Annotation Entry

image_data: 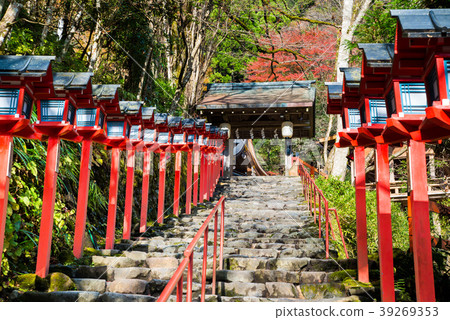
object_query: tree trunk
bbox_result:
[328,0,372,181]
[323,115,333,163]
[0,1,23,48]
[88,0,102,72]
[60,10,82,59]
[40,0,54,43]
[137,47,153,101]
[0,0,6,16]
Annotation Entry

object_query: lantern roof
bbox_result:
[339,68,361,88]
[168,116,183,128]
[182,118,195,129]
[92,84,121,100]
[324,82,343,100]
[154,113,168,125]
[358,43,394,68]
[0,55,55,77]
[219,128,228,137]
[391,9,450,38]
[119,101,143,114]
[142,106,156,120]
[53,72,93,91]
[195,119,206,129]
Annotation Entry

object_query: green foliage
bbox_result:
[347,0,426,64]
[315,176,409,258]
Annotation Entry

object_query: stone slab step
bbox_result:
[10,290,100,302]
[219,295,360,302]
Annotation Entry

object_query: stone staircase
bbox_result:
[11,176,373,302]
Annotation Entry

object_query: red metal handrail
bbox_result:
[157,196,225,302]
[297,160,349,259]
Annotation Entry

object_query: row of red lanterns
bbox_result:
[0,55,228,278]
[325,9,450,302]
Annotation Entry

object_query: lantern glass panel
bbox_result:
[445,60,450,96]
[76,108,97,127]
[426,65,440,104]
[0,88,19,115]
[157,132,169,143]
[98,111,105,129]
[399,83,427,114]
[41,100,65,122]
[172,133,185,144]
[22,92,33,119]
[348,109,361,128]
[130,125,140,139]
[107,121,125,137]
[369,99,387,124]
[187,134,196,143]
[144,129,155,142]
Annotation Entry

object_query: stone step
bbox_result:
[219,295,360,302]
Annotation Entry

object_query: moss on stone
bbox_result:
[83,247,102,256]
[228,259,239,271]
[342,277,374,289]
[328,269,357,282]
[47,272,77,292]
[16,274,49,292]
[57,249,76,265]
[300,283,346,299]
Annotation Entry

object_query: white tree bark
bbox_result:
[40,0,54,42]
[0,0,6,16]
[0,1,23,48]
[329,0,372,181]
[60,10,82,59]
[323,114,333,163]
[88,0,102,72]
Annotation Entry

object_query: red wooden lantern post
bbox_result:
[181,119,199,215]
[121,102,144,240]
[354,44,396,288]
[327,71,372,285]
[0,55,55,273]
[386,9,450,301]
[200,124,212,202]
[33,72,93,277]
[140,107,158,233]
[193,119,206,205]
[167,116,185,216]
[154,113,170,224]
[73,84,120,258]
[94,103,134,249]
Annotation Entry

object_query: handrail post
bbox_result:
[176,274,183,302]
[325,198,329,259]
[201,225,209,302]
[187,254,193,302]
[212,211,218,295]
[317,196,321,225]
[219,199,225,270]
[317,191,321,238]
